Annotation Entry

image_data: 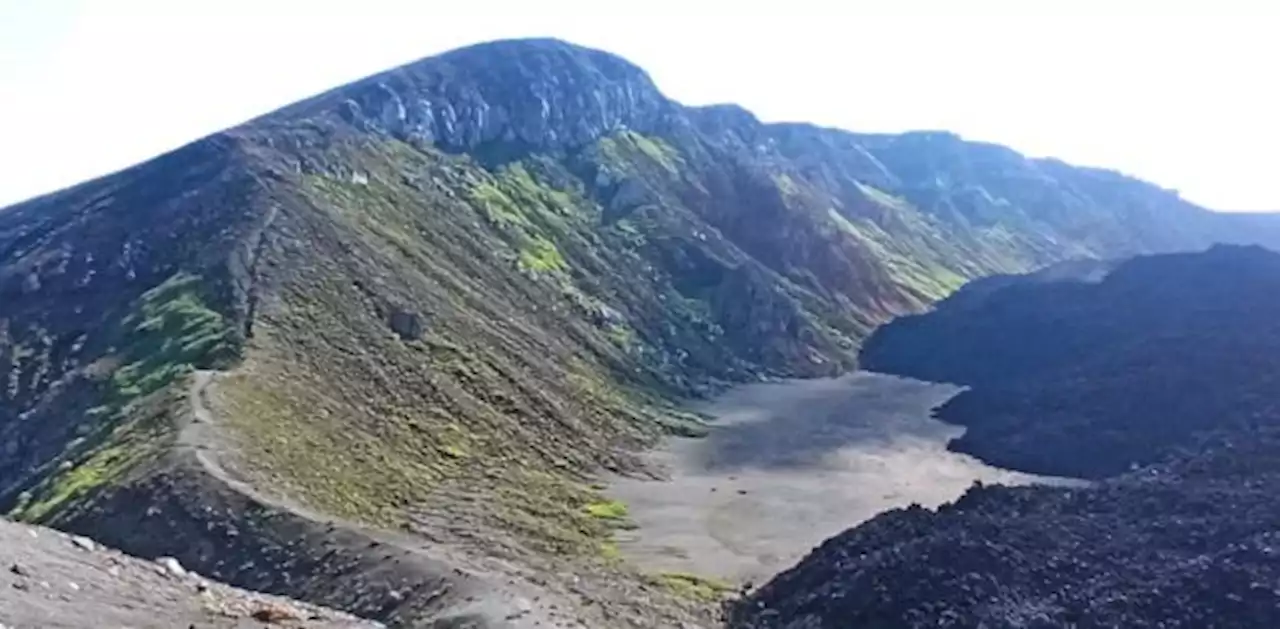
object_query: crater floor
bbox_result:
[609,371,1082,584]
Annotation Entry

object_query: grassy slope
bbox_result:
[0,134,262,519]
[200,127,909,552]
[10,273,233,522]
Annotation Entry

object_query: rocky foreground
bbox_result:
[0,518,378,629]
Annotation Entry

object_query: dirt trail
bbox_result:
[180,371,578,629]
[609,372,1083,585]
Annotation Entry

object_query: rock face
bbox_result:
[388,309,425,341]
[264,38,675,154]
[731,245,1280,629]
[2,37,1280,628]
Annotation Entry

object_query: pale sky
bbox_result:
[1,0,1278,211]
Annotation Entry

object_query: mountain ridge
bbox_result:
[3,37,1280,627]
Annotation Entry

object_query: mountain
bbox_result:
[731,245,1280,628]
[2,38,1279,626]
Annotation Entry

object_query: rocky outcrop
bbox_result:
[263,38,677,155]
[388,308,425,341]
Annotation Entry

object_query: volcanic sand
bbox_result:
[608,372,1081,584]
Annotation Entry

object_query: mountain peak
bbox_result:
[438,37,651,80]
[258,37,674,153]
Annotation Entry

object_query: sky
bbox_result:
[1,0,1278,211]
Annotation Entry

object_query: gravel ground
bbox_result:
[0,518,380,629]
[608,372,1082,584]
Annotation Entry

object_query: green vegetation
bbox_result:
[502,161,577,213]
[585,499,629,521]
[469,180,534,229]
[652,571,735,602]
[489,472,641,558]
[217,372,456,525]
[9,272,232,523]
[628,132,681,173]
[598,539,623,561]
[605,322,637,349]
[467,161,581,237]
[110,273,234,400]
[220,146,685,560]
[11,448,123,521]
[10,426,162,523]
[772,173,802,198]
[518,236,568,273]
[439,444,469,459]
[855,181,913,212]
[597,131,682,174]
[828,208,968,301]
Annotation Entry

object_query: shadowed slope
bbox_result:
[863,243,1280,478]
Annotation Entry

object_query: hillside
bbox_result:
[731,245,1280,628]
[862,243,1280,478]
[2,38,1279,626]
